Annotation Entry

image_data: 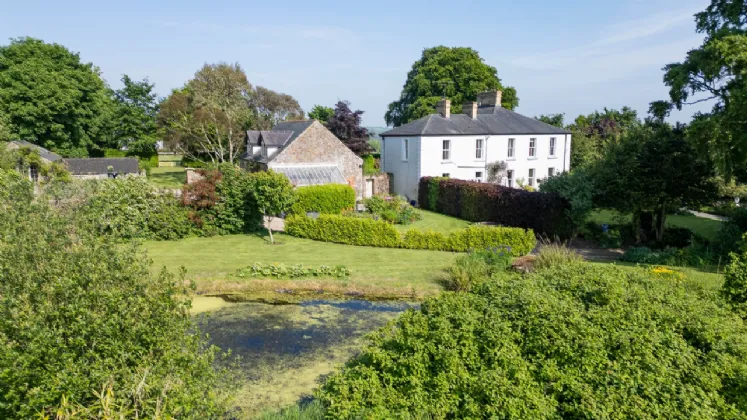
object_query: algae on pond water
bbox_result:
[194,298,415,418]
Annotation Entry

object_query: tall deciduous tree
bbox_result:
[593,120,716,241]
[249,86,304,130]
[308,105,335,123]
[0,38,114,157]
[567,107,640,168]
[327,101,372,156]
[535,114,565,127]
[653,1,747,181]
[111,75,160,155]
[385,46,518,127]
[158,63,253,163]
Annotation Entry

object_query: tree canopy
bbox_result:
[249,85,304,130]
[0,38,114,157]
[158,63,253,163]
[110,75,160,155]
[567,107,640,167]
[308,104,335,123]
[327,101,372,156]
[654,0,747,181]
[385,46,518,127]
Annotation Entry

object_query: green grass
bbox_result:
[395,210,471,234]
[148,166,186,189]
[588,210,723,241]
[146,232,458,297]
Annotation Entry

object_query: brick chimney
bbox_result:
[436,98,451,119]
[477,90,503,108]
[463,101,477,119]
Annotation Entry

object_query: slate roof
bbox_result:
[380,106,571,137]
[63,158,140,175]
[272,165,346,187]
[9,140,63,162]
[241,120,316,163]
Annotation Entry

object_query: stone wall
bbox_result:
[270,121,364,197]
[363,172,390,197]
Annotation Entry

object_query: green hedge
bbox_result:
[286,215,536,255]
[290,184,356,215]
[286,214,401,247]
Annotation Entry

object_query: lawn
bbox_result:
[588,209,723,241]
[148,166,186,189]
[146,232,458,300]
[395,209,471,234]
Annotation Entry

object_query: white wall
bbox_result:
[381,136,421,200]
[383,133,572,201]
[485,134,572,187]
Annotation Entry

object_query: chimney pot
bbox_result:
[477,90,503,108]
[463,101,478,119]
[436,99,451,119]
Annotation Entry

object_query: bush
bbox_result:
[723,246,747,318]
[0,168,32,206]
[0,198,230,418]
[318,263,747,419]
[418,177,571,238]
[233,263,351,279]
[287,215,536,255]
[362,155,379,176]
[534,242,583,270]
[444,247,513,292]
[362,195,422,225]
[285,214,401,248]
[83,177,193,241]
[620,244,718,268]
[291,184,356,215]
[540,168,595,237]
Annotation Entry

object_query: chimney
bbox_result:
[463,101,477,119]
[477,90,503,108]
[436,98,451,119]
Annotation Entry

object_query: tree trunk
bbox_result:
[267,216,274,244]
[655,206,667,242]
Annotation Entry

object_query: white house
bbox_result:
[380,90,572,201]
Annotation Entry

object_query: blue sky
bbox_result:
[0,0,711,126]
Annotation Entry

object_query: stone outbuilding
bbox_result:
[239,120,364,198]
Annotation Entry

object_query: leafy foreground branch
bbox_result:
[0,171,234,419]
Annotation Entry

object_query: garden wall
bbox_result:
[418,177,571,238]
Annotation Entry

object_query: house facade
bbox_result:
[239,120,365,198]
[380,91,572,201]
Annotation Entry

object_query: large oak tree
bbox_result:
[110,75,160,155]
[0,38,114,157]
[385,46,518,127]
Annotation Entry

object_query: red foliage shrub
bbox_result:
[418,177,571,238]
[181,169,221,211]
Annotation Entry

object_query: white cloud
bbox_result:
[507,6,701,71]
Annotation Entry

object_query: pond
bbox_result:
[193,296,416,418]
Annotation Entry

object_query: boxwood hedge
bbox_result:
[285,215,536,255]
[290,184,356,215]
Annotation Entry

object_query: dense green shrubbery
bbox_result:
[443,247,512,292]
[319,263,747,419]
[418,177,571,237]
[534,242,584,270]
[0,168,32,205]
[233,263,351,279]
[723,245,747,318]
[290,184,355,215]
[82,177,193,240]
[620,245,719,267]
[285,214,402,248]
[287,215,536,255]
[0,194,230,418]
[362,195,422,225]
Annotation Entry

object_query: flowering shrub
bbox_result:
[362,195,422,225]
[233,263,351,279]
[648,266,685,282]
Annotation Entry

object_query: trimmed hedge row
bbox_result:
[285,214,536,256]
[290,184,356,215]
[418,177,571,237]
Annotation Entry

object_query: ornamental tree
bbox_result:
[250,170,296,243]
[326,101,372,156]
[385,46,518,127]
[308,104,335,123]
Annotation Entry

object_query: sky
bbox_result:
[0,0,712,127]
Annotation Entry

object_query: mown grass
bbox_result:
[146,232,458,299]
[395,210,471,234]
[588,209,724,241]
[147,166,186,189]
